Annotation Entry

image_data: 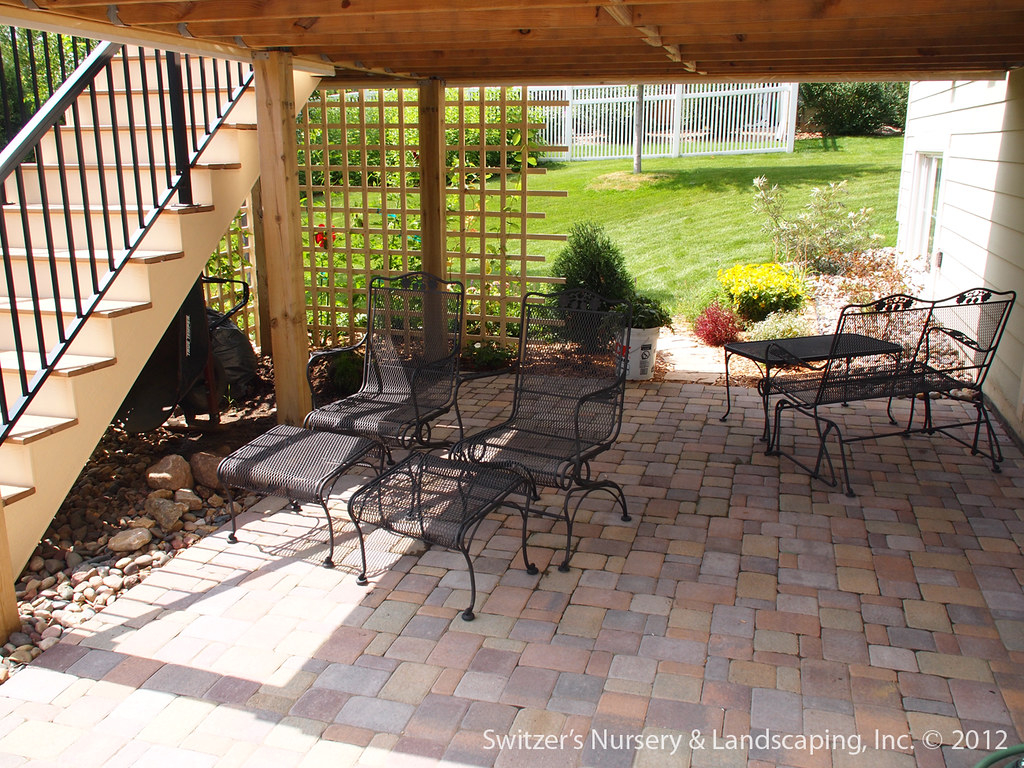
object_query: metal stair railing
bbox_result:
[0,33,255,445]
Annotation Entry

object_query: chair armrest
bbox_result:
[306,336,367,398]
[572,381,621,452]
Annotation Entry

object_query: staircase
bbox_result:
[0,42,319,574]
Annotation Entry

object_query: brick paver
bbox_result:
[1,379,1021,767]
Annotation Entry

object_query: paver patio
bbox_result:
[0,375,1021,768]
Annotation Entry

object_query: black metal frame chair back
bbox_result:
[914,287,1015,469]
[451,288,633,572]
[304,272,465,457]
[767,293,935,496]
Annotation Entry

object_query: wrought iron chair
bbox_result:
[910,287,1015,469]
[305,272,465,458]
[767,288,1015,495]
[766,293,934,495]
[451,288,633,572]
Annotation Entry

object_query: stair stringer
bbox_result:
[0,70,321,574]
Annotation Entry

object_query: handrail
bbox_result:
[0,33,255,444]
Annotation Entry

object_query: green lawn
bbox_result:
[526,136,905,316]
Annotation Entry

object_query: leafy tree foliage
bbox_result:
[798,82,909,137]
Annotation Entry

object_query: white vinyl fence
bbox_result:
[529,83,799,161]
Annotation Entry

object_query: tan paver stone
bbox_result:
[377,662,443,705]
[728,660,776,689]
[559,605,606,639]
[819,608,863,632]
[919,583,987,607]
[668,608,713,634]
[904,601,952,633]
[652,672,703,703]
[297,739,363,768]
[753,629,799,655]
[837,567,880,595]
[916,652,994,682]
[776,666,801,693]
[736,572,777,602]
[906,711,964,742]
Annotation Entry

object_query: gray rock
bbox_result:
[107,528,153,553]
[146,498,187,530]
[189,452,223,489]
[145,455,193,491]
[64,552,83,569]
[27,556,45,573]
[7,632,31,647]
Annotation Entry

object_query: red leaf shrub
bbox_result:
[693,301,741,347]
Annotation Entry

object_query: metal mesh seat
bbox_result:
[768,289,1015,495]
[451,288,632,571]
[217,425,381,567]
[305,272,464,453]
[348,452,536,620]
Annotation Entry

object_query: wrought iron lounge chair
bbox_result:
[451,288,633,571]
[305,272,465,457]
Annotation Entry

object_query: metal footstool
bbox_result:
[218,425,382,567]
[347,452,537,620]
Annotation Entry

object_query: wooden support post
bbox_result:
[418,78,449,359]
[254,51,311,424]
[249,179,273,358]
[0,503,22,643]
[418,78,447,279]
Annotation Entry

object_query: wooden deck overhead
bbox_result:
[4,0,1024,84]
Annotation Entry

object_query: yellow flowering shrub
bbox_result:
[717,263,806,322]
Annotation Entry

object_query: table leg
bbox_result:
[720,349,733,422]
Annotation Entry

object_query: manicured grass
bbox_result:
[526,136,905,316]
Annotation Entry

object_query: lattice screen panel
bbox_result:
[204,199,261,347]
[296,86,562,348]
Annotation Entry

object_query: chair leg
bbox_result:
[518,498,538,577]
[318,499,337,569]
[556,479,630,572]
[458,543,477,621]
[348,512,370,585]
[224,486,239,543]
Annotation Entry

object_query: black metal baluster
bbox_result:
[13,167,47,369]
[87,72,114,273]
[136,47,159,207]
[153,50,173,191]
[184,54,199,152]
[166,51,193,205]
[102,61,129,251]
[119,51,145,228]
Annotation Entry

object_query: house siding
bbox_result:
[898,72,1024,439]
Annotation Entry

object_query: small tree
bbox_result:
[551,221,634,302]
[799,82,909,138]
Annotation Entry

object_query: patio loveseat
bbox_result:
[765,288,1015,496]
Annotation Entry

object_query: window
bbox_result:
[909,153,943,267]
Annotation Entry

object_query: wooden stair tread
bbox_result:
[0,485,35,505]
[0,350,116,376]
[21,160,242,172]
[5,414,78,444]
[0,296,151,318]
[3,247,184,264]
[7,203,215,215]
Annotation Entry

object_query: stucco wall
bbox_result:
[898,71,1024,439]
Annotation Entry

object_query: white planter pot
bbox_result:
[626,326,660,380]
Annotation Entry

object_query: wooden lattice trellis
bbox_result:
[297,85,563,348]
[204,199,262,347]
[207,85,564,351]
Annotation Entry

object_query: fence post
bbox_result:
[786,83,799,153]
[564,86,573,161]
[671,83,684,157]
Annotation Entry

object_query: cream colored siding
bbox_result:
[898,72,1024,436]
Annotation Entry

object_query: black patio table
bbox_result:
[719,333,904,444]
